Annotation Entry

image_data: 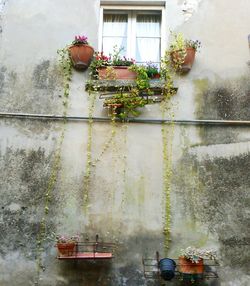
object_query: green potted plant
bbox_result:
[90,46,136,80]
[104,89,149,119]
[129,64,150,90]
[179,246,217,275]
[87,46,179,118]
[145,62,161,79]
[56,235,79,256]
[167,33,201,73]
[68,35,94,70]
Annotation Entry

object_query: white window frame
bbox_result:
[98,5,166,61]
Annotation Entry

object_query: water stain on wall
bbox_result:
[194,75,250,144]
[195,75,250,121]
[0,147,55,255]
[32,60,59,91]
[175,140,250,274]
[0,60,63,114]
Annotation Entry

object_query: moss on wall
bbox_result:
[0,61,63,114]
[175,129,250,277]
[175,73,250,279]
[0,147,55,255]
[194,74,250,144]
[193,153,250,271]
[195,74,250,121]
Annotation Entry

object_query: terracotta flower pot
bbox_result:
[171,47,196,73]
[107,103,123,108]
[178,256,204,274]
[68,44,94,70]
[98,66,137,80]
[57,243,76,256]
[150,73,161,79]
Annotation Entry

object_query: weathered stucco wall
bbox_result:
[0,0,249,285]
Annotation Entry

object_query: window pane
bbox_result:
[136,38,160,63]
[102,37,127,57]
[103,13,128,56]
[136,14,161,37]
[136,14,161,64]
[101,11,162,63]
[103,14,128,37]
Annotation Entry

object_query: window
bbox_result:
[99,4,166,67]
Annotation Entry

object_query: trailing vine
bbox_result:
[160,46,176,253]
[90,119,117,168]
[121,124,128,186]
[92,133,115,165]
[161,110,175,254]
[160,45,179,253]
[120,124,128,232]
[83,91,97,211]
[129,64,150,90]
[35,47,72,282]
[57,48,72,115]
[85,45,180,254]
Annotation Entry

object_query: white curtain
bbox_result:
[103,14,128,56]
[136,14,161,64]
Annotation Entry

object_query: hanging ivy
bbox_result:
[83,91,97,211]
[161,110,175,254]
[35,48,72,282]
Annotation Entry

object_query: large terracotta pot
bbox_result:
[68,44,94,70]
[98,66,137,80]
[171,47,196,73]
[57,243,76,256]
[178,256,204,274]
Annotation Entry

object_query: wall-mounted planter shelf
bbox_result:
[85,80,178,104]
[56,235,116,260]
[86,79,178,93]
[57,248,113,260]
[143,252,219,283]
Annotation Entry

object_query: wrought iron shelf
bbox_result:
[56,234,116,261]
[142,252,219,284]
[85,79,178,94]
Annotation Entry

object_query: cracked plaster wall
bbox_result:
[0,0,250,285]
[181,0,203,21]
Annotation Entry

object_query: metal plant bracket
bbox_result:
[142,251,219,284]
[56,234,116,260]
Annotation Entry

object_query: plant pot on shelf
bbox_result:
[105,103,124,115]
[178,256,204,275]
[68,44,94,70]
[150,73,161,79]
[57,243,76,256]
[171,47,196,73]
[98,66,137,80]
[106,103,123,108]
[159,258,176,281]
